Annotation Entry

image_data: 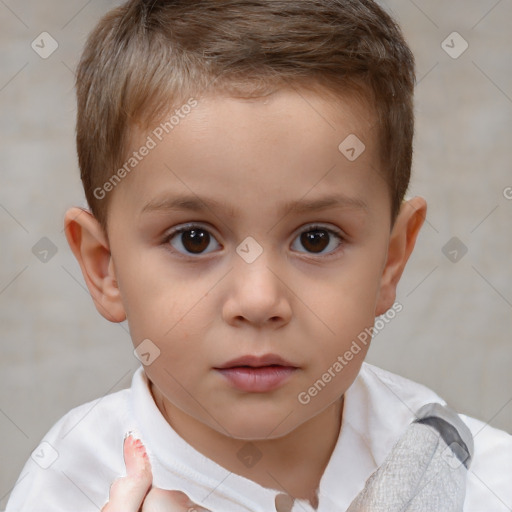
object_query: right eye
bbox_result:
[164,224,222,256]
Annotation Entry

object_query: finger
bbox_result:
[142,488,211,512]
[101,434,153,512]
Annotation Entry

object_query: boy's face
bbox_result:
[69,88,425,441]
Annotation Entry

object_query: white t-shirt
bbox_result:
[5,363,512,512]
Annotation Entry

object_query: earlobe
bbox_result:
[375,196,427,316]
[64,207,126,323]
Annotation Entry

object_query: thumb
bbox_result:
[101,434,153,512]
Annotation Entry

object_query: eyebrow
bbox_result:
[140,193,368,217]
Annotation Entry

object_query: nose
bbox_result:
[222,251,292,329]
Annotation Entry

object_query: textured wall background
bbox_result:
[1,0,511,505]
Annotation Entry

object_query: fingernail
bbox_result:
[124,430,136,440]
[124,435,150,475]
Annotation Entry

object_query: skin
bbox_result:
[102,435,209,512]
[65,88,426,510]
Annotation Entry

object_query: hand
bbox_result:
[101,434,211,512]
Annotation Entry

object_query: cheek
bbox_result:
[296,248,385,390]
[119,271,216,373]
[305,255,384,334]
[115,251,200,339]
[293,344,369,429]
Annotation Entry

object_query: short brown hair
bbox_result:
[76,0,415,231]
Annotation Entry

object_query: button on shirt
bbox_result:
[5,363,512,512]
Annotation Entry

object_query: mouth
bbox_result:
[214,353,297,369]
[214,354,298,392]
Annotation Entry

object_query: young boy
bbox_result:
[5,0,512,511]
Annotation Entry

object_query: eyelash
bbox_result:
[163,223,345,259]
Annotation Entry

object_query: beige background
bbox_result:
[1,0,511,505]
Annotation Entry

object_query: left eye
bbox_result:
[291,225,344,255]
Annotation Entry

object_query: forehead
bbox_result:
[109,88,387,224]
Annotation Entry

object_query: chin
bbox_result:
[211,411,304,441]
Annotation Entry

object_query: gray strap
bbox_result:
[414,402,474,469]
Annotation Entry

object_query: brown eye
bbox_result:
[167,225,220,255]
[291,225,343,256]
[181,229,210,253]
[300,230,329,253]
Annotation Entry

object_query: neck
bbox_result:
[151,382,343,509]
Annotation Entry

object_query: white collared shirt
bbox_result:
[5,363,512,512]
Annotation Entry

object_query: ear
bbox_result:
[64,207,126,323]
[375,196,427,316]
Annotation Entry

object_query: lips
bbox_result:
[214,354,298,392]
[214,353,297,370]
